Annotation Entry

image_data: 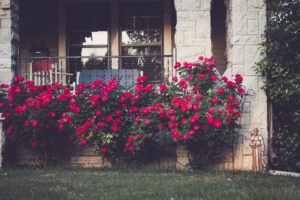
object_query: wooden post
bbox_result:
[111,0,119,69]
[164,0,173,82]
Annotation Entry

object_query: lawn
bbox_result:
[0,167,299,200]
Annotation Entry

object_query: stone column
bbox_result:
[223,0,267,170]
[0,0,19,167]
[174,0,267,171]
[174,0,212,62]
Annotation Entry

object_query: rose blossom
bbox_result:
[32,120,38,127]
[144,119,150,125]
[210,75,217,81]
[32,141,37,148]
[128,137,134,143]
[196,93,203,100]
[81,139,87,146]
[101,147,108,153]
[136,133,142,140]
[182,134,188,141]
[199,74,205,79]
[188,130,195,136]
[211,97,218,104]
[217,88,224,94]
[129,146,135,152]
[170,115,176,122]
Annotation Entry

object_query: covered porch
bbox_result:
[18,0,176,86]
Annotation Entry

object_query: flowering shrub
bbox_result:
[0,78,73,165]
[0,57,245,167]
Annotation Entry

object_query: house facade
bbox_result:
[0,0,267,170]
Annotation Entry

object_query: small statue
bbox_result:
[249,128,266,171]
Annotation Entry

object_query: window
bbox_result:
[67,4,109,73]
[120,3,163,84]
[66,1,169,84]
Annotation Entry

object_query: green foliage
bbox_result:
[256,0,300,172]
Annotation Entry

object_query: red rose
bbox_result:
[119,95,126,103]
[159,84,167,92]
[32,120,38,127]
[222,76,228,82]
[217,88,224,94]
[26,81,34,86]
[214,119,222,128]
[32,141,37,148]
[59,119,65,124]
[134,116,141,122]
[102,95,108,102]
[126,92,132,99]
[210,75,217,81]
[134,94,140,101]
[192,86,199,92]
[211,97,218,104]
[128,137,134,143]
[199,74,205,79]
[174,62,181,69]
[172,77,178,82]
[226,104,232,110]
[24,120,30,126]
[106,116,113,122]
[144,119,150,125]
[112,126,118,132]
[136,133,142,140]
[182,134,188,141]
[81,139,87,146]
[170,115,176,122]
[188,130,195,136]
[129,146,135,152]
[101,147,108,154]
[96,110,102,117]
[196,93,203,100]
[98,121,105,128]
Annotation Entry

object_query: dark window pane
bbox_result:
[120,3,162,30]
[67,4,109,45]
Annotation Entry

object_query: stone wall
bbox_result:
[0,0,19,167]
[174,0,267,171]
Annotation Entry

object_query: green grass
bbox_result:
[0,167,299,200]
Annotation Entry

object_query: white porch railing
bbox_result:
[18,55,174,86]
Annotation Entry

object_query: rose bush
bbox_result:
[0,78,73,165]
[0,57,245,168]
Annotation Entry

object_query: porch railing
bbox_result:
[18,55,174,86]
